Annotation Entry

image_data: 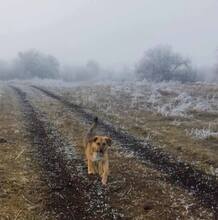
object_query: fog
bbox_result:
[0,0,218,82]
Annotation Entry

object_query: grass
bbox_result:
[29,88,213,219]
[54,81,218,175]
[0,85,52,220]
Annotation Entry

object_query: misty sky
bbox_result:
[0,0,218,67]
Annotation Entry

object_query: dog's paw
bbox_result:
[101,179,107,186]
[88,170,95,175]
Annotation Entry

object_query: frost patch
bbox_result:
[186,127,218,140]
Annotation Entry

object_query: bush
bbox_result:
[136,45,197,82]
[12,50,60,79]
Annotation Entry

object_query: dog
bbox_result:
[84,117,112,185]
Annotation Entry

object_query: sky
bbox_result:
[0,0,218,68]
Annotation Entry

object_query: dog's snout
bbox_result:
[99,148,103,154]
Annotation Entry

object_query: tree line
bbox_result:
[0,46,217,83]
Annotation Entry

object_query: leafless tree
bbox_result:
[136,45,197,82]
[13,49,60,79]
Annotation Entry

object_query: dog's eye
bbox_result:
[102,143,106,146]
[97,142,100,146]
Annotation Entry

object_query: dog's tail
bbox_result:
[88,117,98,136]
[88,117,98,137]
[84,117,98,147]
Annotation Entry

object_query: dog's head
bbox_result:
[89,135,112,161]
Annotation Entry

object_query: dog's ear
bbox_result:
[105,137,112,146]
[90,136,98,143]
[93,136,98,142]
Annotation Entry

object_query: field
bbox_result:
[0,80,217,219]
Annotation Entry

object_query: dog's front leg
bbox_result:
[88,159,95,174]
[101,161,109,185]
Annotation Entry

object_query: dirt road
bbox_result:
[0,83,217,219]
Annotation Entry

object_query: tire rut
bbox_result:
[11,86,119,220]
[32,85,218,215]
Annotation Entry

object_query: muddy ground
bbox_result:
[0,83,217,219]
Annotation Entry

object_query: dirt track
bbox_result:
[0,83,217,219]
[32,85,218,214]
[11,86,118,220]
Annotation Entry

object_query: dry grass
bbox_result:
[0,82,216,219]
[29,86,214,219]
[53,82,218,175]
[0,85,52,220]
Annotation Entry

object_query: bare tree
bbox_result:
[136,45,197,82]
[13,49,60,79]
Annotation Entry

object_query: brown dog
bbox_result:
[84,117,112,185]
